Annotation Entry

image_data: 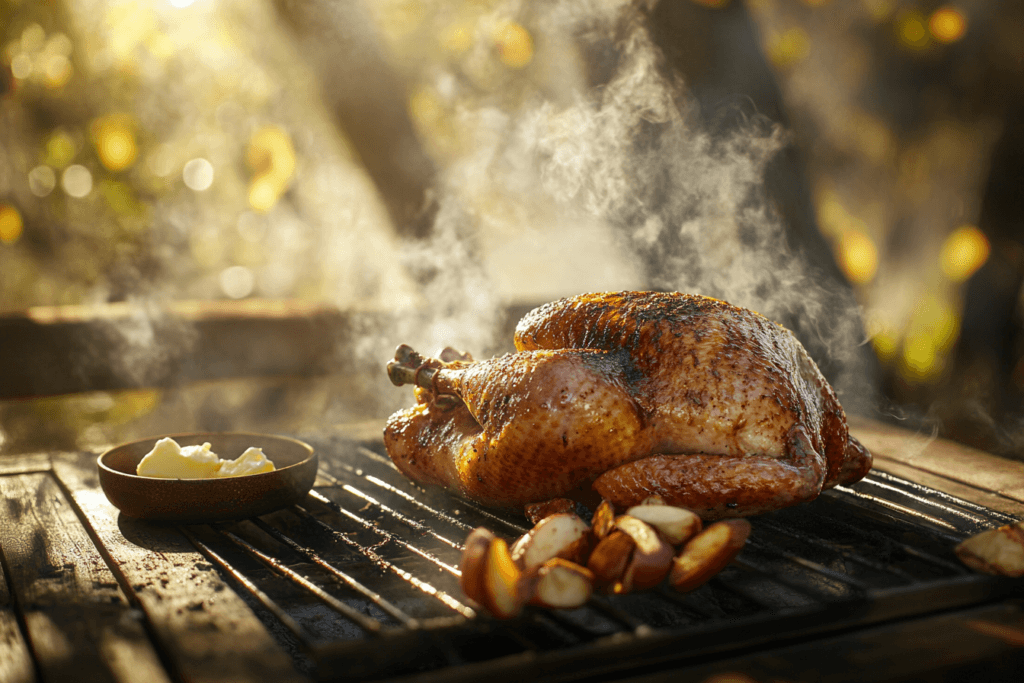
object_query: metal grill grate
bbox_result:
[164,432,1021,682]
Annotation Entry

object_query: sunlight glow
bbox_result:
[494,22,533,69]
[0,204,24,244]
[929,7,967,43]
[940,225,989,282]
[838,229,879,284]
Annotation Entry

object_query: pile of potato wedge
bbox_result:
[459,497,751,618]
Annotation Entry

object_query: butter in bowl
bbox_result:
[98,433,317,523]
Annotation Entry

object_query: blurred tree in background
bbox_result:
[1,0,1022,459]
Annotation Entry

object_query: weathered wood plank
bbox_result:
[0,558,36,683]
[0,301,351,399]
[0,472,171,683]
[52,453,308,683]
[0,453,51,476]
[850,417,1024,513]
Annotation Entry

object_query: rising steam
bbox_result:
[23,0,874,439]
[379,0,873,411]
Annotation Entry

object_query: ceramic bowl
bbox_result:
[97,432,317,523]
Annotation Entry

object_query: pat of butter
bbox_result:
[137,438,222,479]
[135,438,276,479]
[217,447,275,477]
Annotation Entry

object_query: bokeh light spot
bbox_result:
[871,331,899,363]
[900,295,960,382]
[767,27,810,69]
[28,166,57,197]
[902,331,940,380]
[99,180,142,216]
[940,225,989,282]
[43,53,72,88]
[442,23,473,56]
[62,164,93,198]
[10,53,32,80]
[183,158,214,191]
[220,265,255,299]
[897,11,931,49]
[21,24,45,52]
[248,177,278,213]
[146,144,175,178]
[246,126,296,213]
[838,229,878,284]
[494,22,533,69]
[91,115,138,171]
[46,130,76,168]
[46,33,73,56]
[929,7,967,43]
[0,204,24,244]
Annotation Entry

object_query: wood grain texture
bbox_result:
[52,452,308,683]
[0,453,50,476]
[850,417,1024,516]
[0,560,35,683]
[0,472,171,683]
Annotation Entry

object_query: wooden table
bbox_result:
[0,450,307,683]
[2,420,1023,683]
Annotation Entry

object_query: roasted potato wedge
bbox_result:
[625,504,702,546]
[530,558,595,609]
[587,529,636,587]
[669,519,750,593]
[615,515,674,590]
[459,527,496,605]
[510,512,592,572]
[955,521,1024,577]
[459,527,528,618]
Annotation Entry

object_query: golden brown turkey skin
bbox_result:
[383,291,872,519]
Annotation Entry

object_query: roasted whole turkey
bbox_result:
[384,291,872,520]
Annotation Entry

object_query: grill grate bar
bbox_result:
[250,518,418,628]
[454,500,532,535]
[744,536,870,592]
[318,467,479,534]
[340,483,465,550]
[586,595,650,632]
[830,486,965,540]
[753,518,918,582]
[308,490,463,576]
[813,510,970,574]
[291,503,476,618]
[653,587,719,619]
[870,470,1021,525]
[893,543,970,574]
[849,477,999,529]
[531,606,619,642]
[181,526,316,650]
[217,526,385,634]
[363,474,477,532]
[731,555,844,602]
[355,445,402,469]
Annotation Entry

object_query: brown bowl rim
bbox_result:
[97,431,315,480]
[96,432,317,522]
